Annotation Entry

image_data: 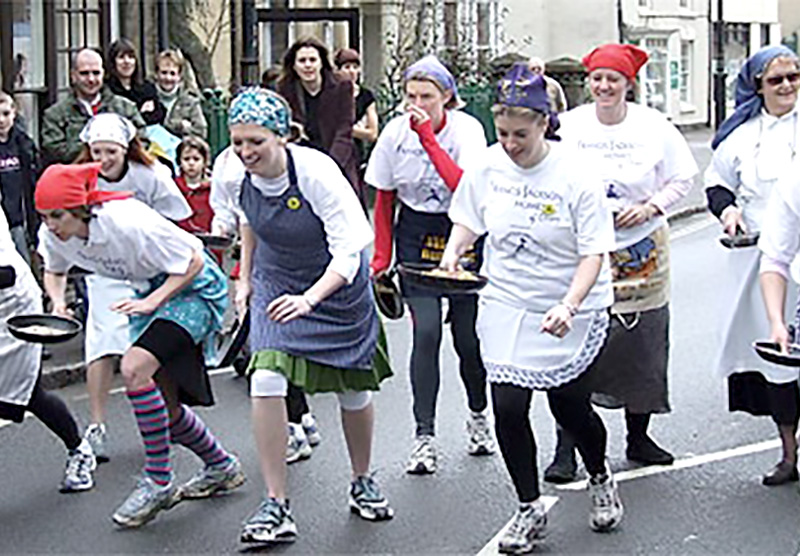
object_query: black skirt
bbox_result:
[728,372,800,426]
[133,318,214,406]
[585,305,671,414]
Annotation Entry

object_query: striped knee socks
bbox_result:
[169,405,233,469]
[127,383,172,486]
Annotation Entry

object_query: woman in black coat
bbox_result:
[105,38,165,126]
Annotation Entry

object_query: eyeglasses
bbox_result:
[764,72,800,87]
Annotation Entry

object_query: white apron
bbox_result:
[0,239,42,411]
[85,274,133,363]
[715,144,799,384]
[477,296,609,390]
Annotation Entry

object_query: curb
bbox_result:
[42,203,711,392]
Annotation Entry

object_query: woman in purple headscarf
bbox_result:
[441,64,622,553]
[705,45,800,486]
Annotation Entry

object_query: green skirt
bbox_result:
[246,323,393,394]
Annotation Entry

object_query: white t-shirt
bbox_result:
[365,110,487,213]
[449,142,615,313]
[705,106,800,233]
[98,161,192,221]
[759,161,800,282]
[38,199,203,293]
[560,103,698,249]
[235,144,372,284]
[209,146,246,234]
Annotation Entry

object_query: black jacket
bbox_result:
[106,75,166,126]
[0,123,39,244]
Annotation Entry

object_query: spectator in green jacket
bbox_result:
[154,50,208,139]
[41,48,145,165]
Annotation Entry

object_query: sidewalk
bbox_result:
[40,126,716,389]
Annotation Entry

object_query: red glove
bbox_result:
[230,260,241,280]
[410,117,463,192]
[370,189,396,276]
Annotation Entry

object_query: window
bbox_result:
[679,0,690,7]
[761,24,771,47]
[644,37,669,113]
[680,40,692,103]
[638,0,649,6]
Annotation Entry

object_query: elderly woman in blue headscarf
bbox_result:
[365,55,492,475]
[705,45,800,486]
[229,88,394,546]
[441,64,621,552]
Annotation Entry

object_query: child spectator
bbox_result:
[175,136,214,234]
[0,92,39,264]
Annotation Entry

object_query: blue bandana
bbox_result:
[711,45,798,149]
[497,63,550,113]
[404,55,460,103]
[228,87,291,137]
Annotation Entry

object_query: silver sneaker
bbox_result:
[84,423,109,463]
[467,412,495,456]
[349,474,394,521]
[498,500,547,554]
[111,476,179,528]
[406,435,437,474]
[179,456,246,499]
[240,497,297,544]
[588,471,623,532]
[60,449,97,493]
[286,424,313,464]
[301,413,321,446]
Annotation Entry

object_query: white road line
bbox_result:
[70,366,236,402]
[557,438,781,491]
[476,495,559,556]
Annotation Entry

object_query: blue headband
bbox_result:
[404,55,460,102]
[711,45,798,149]
[228,87,291,137]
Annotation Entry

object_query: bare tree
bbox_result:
[167,0,230,89]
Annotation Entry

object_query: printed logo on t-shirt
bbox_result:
[0,155,20,173]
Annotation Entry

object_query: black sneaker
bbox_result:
[626,435,674,465]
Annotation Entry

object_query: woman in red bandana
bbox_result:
[544,44,698,482]
[36,163,243,529]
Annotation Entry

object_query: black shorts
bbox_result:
[133,319,214,407]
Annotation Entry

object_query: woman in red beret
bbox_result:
[36,163,243,529]
[544,44,699,482]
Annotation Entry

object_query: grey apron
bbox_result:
[241,149,378,370]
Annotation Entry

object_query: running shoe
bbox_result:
[498,500,547,554]
[588,470,623,532]
[111,476,179,528]
[179,456,246,499]
[406,435,437,474]
[302,413,321,446]
[240,497,297,544]
[60,448,97,493]
[84,423,109,463]
[349,475,394,521]
[467,412,495,456]
[286,424,313,464]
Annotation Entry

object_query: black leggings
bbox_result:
[286,382,309,424]
[27,380,82,452]
[492,371,608,502]
[407,295,487,436]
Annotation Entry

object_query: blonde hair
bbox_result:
[491,104,547,124]
[156,49,185,73]
[0,91,15,108]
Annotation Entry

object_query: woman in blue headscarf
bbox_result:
[705,45,800,486]
[229,88,394,546]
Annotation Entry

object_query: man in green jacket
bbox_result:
[41,48,145,165]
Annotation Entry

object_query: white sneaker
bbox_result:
[588,470,623,532]
[467,412,495,456]
[301,413,321,446]
[240,497,297,544]
[498,500,547,554]
[84,423,109,463]
[286,423,312,464]
[60,443,97,493]
[406,435,437,475]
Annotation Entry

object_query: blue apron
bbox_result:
[241,149,378,371]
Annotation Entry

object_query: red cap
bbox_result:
[582,43,649,80]
[35,163,132,211]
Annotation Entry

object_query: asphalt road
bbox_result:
[2,213,800,554]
